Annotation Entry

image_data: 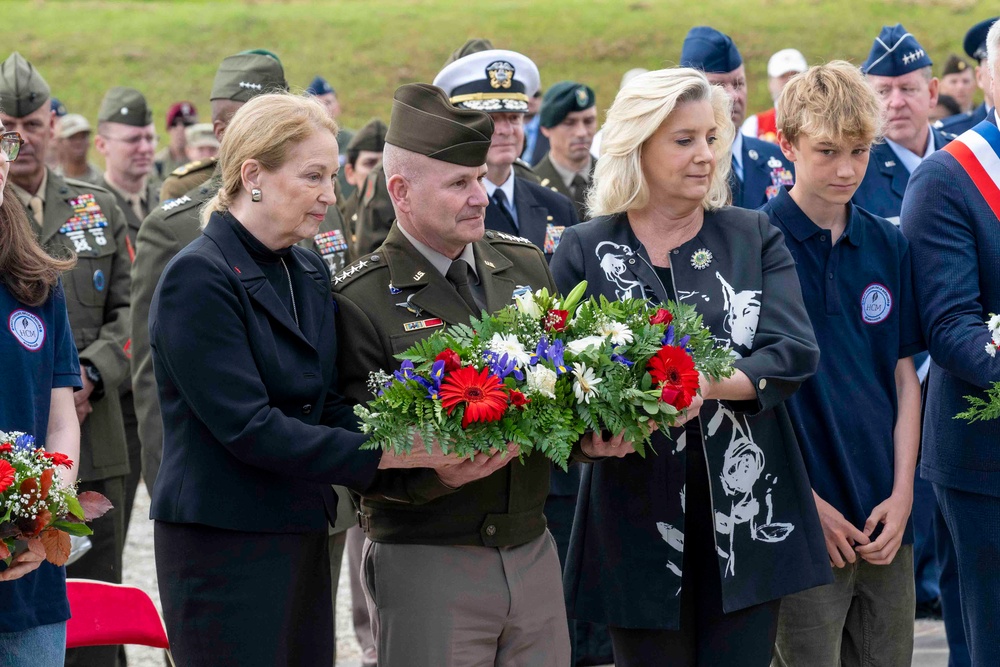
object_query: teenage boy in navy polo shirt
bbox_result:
[762,61,924,667]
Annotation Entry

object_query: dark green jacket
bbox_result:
[333,224,558,547]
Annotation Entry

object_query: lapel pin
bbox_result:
[748,149,759,160]
[484,260,496,269]
[389,283,401,295]
[412,270,425,281]
[396,294,422,317]
[884,160,896,168]
[690,248,714,270]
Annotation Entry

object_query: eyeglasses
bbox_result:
[1,132,23,161]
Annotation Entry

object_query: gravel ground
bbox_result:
[121,482,948,667]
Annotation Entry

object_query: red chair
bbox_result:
[65,579,173,665]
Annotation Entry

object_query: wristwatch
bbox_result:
[82,362,105,401]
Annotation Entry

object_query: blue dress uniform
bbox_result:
[900,117,1000,667]
[937,103,989,137]
[679,26,795,210]
[936,19,998,150]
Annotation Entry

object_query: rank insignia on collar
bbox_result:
[404,317,444,332]
[690,248,713,270]
[483,260,496,269]
[748,149,759,160]
[396,294,422,317]
[412,270,425,281]
[389,283,401,295]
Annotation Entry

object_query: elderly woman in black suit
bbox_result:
[148,93,510,667]
[550,69,831,666]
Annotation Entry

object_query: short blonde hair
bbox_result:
[201,92,338,226]
[588,68,733,216]
[777,61,882,146]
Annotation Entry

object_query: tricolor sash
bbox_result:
[942,120,1000,221]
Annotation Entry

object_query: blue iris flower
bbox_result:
[530,336,549,366]
[661,325,675,346]
[546,339,568,375]
[413,360,446,400]
[677,335,691,350]
[611,345,634,367]
[484,351,524,381]
[14,434,35,451]
[393,359,417,384]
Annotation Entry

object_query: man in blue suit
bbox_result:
[900,20,1000,666]
[854,24,955,225]
[937,17,997,136]
[680,26,794,210]
[433,49,579,261]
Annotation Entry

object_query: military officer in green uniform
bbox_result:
[0,52,131,667]
[533,81,599,220]
[333,82,624,667]
[339,118,387,235]
[159,155,216,202]
[94,86,160,248]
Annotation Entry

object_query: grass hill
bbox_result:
[9,0,992,136]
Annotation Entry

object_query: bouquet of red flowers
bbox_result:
[0,431,111,567]
[355,281,734,468]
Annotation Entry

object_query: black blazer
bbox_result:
[485,177,579,260]
[149,212,381,533]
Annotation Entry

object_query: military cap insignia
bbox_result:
[486,61,515,89]
[575,87,589,107]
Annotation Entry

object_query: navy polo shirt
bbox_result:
[761,188,924,542]
[0,279,80,632]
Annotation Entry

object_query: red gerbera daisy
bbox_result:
[42,451,74,469]
[439,366,510,428]
[647,345,700,410]
[0,460,15,494]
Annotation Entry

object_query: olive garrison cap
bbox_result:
[386,83,493,167]
[98,87,153,126]
[0,52,51,117]
[540,81,595,128]
[346,118,388,153]
[443,38,495,67]
[210,51,288,102]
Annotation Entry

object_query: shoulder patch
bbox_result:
[484,230,532,245]
[330,253,385,290]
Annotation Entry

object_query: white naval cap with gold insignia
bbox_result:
[433,49,540,113]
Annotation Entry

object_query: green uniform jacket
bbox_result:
[332,224,558,547]
[353,159,539,258]
[95,174,161,249]
[533,153,596,221]
[33,170,132,482]
[158,157,216,202]
[130,176,352,488]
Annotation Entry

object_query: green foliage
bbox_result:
[955,382,1000,423]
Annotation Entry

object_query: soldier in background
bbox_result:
[533,81,598,220]
[154,101,197,180]
[54,113,102,183]
[937,17,997,136]
[183,122,220,162]
[938,55,976,115]
[0,52,132,667]
[339,118,387,235]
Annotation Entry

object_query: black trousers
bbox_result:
[610,440,780,667]
[155,521,332,667]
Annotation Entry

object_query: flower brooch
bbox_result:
[690,248,713,270]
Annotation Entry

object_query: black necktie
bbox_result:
[730,155,744,207]
[571,173,588,219]
[446,260,480,314]
[492,190,517,233]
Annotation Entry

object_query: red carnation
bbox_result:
[439,366,510,428]
[545,309,569,332]
[0,460,15,494]
[649,308,673,326]
[435,348,462,373]
[0,443,11,453]
[508,389,530,407]
[42,451,74,469]
[647,345,700,411]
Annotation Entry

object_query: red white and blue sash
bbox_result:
[942,120,1000,220]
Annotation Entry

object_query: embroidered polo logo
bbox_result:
[8,310,45,351]
[861,283,892,324]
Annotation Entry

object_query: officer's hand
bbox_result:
[435,444,520,489]
[580,429,637,459]
[0,541,45,582]
[814,490,869,568]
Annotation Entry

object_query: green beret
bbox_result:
[386,83,493,167]
[540,81,595,128]
[347,118,388,154]
[0,52,50,118]
[443,38,495,67]
[98,87,152,126]
[210,52,288,102]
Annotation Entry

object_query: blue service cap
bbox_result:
[306,75,334,96]
[680,26,743,74]
[50,97,66,117]
[964,17,998,62]
[861,24,932,76]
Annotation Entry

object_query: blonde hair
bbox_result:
[588,68,734,217]
[778,61,883,146]
[200,92,338,227]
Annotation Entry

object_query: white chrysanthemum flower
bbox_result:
[987,313,1000,333]
[566,335,607,356]
[987,342,998,359]
[525,365,558,399]
[597,320,634,346]
[488,333,531,366]
[572,362,602,404]
[514,291,542,319]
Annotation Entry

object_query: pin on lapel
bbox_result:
[748,149,759,160]
[484,260,496,269]
[884,160,896,168]
[412,270,425,281]
[766,156,782,168]
[396,294,423,317]
[690,248,714,270]
[389,283,401,295]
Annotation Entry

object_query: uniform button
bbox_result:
[485,524,497,536]
[302,404,313,414]
[672,249,680,255]
[757,378,767,391]
[819,235,826,242]
[486,231,496,239]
